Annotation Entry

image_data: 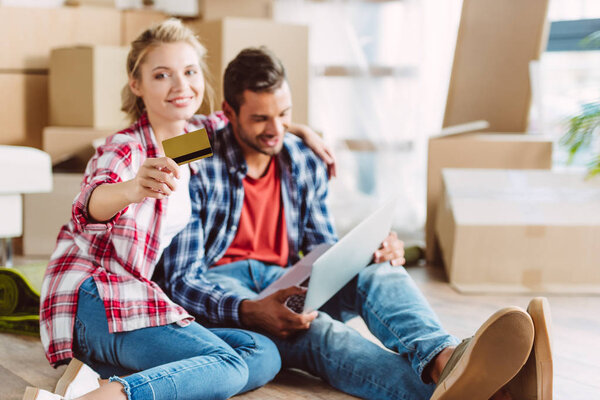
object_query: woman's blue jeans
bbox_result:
[72,277,281,400]
[205,260,460,400]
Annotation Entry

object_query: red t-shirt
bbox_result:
[215,158,289,267]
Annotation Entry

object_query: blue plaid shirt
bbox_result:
[162,123,337,326]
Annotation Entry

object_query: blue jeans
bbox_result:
[205,260,460,400]
[73,277,281,400]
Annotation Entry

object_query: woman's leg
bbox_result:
[72,277,256,400]
[210,328,281,393]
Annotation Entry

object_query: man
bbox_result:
[163,47,551,400]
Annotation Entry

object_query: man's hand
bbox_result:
[239,286,318,339]
[373,231,405,266]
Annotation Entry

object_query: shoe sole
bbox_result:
[55,358,85,396]
[22,387,39,400]
[430,306,534,400]
[528,297,553,400]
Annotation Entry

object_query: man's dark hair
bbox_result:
[223,47,287,114]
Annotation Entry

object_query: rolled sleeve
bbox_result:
[71,139,141,234]
[72,172,128,234]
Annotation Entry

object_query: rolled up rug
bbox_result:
[0,263,46,336]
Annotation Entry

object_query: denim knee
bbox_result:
[357,262,402,290]
[242,332,281,391]
[253,333,281,383]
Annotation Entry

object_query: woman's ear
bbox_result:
[129,76,143,97]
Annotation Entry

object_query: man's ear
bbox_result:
[222,100,236,122]
[129,76,143,97]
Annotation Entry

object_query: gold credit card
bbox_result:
[162,128,213,165]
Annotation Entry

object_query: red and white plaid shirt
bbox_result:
[40,112,227,367]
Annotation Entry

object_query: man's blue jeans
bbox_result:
[72,277,281,400]
[205,260,460,400]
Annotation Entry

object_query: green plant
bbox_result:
[559,30,600,177]
[561,101,600,176]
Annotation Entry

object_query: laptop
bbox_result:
[257,197,397,313]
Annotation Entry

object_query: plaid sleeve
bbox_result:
[72,139,142,233]
[162,176,248,326]
[300,149,338,253]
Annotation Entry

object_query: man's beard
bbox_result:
[235,121,284,156]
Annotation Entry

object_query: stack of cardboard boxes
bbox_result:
[2,6,167,256]
[424,0,600,294]
[0,2,308,256]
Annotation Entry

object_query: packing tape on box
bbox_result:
[450,187,600,204]
[524,226,546,237]
[522,269,543,288]
[0,263,46,336]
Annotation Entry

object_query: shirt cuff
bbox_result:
[219,293,248,327]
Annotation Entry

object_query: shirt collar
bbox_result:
[221,123,248,177]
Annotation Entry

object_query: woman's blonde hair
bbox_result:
[121,18,214,122]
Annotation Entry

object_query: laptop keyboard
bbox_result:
[285,294,306,314]
[285,277,310,313]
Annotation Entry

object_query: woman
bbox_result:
[26,19,334,400]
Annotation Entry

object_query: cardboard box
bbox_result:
[23,173,83,256]
[153,0,272,19]
[43,126,113,164]
[425,132,553,263]
[65,0,142,7]
[0,0,64,7]
[0,73,48,149]
[121,8,168,45]
[187,17,309,124]
[443,0,549,132]
[49,46,130,128]
[0,6,121,70]
[436,169,600,294]
[198,0,273,20]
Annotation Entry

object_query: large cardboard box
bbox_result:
[153,0,273,19]
[0,73,48,149]
[187,17,309,124]
[49,46,130,128]
[443,0,549,132]
[23,173,83,256]
[0,6,121,70]
[425,133,553,263]
[198,0,273,20]
[43,126,113,164]
[121,8,168,45]
[436,169,600,294]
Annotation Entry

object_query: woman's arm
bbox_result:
[288,123,336,178]
[88,157,180,222]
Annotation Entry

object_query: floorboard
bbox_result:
[1,264,598,399]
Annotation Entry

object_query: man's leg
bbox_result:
[268,312,434,400]
[320,262,460,382]
[206,261,434,400]
[203,259,287,297]
[321,261,537,400]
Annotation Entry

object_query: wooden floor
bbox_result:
[1,264,599,399]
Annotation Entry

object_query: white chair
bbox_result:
[0,146,52,266]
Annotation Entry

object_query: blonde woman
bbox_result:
[25,19,334,400]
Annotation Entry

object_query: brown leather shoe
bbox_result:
[430,307,534,400]
[505,297,553,400]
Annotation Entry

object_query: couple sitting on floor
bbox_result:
[26,19,552,400]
